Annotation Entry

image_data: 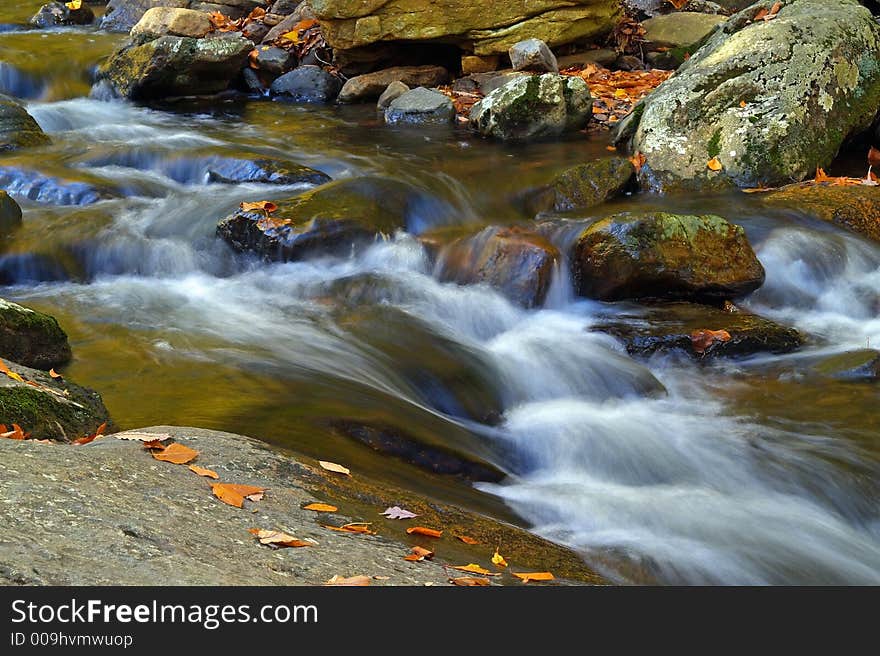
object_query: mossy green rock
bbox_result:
[618,0,880,191]
[0,359,110,440]
[642,12,725,50]
[0,298,72,370]
[469,73,592,142]
[0,191,22,235]
[96,34,253,100]
[0,95,50,152]
[572,212,765,301]
[527,157,635,214]
[311,0,621,56]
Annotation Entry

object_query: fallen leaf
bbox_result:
[450,576,491,586]
[188,464,219,479]
[142,439,168,450]
[456,535,480,545]
[373,575,390,581]
[249,528,315,548]
[152,442,199,464]
[605,145,617,152]
[323,522,376,535]
[304,503,338,513]
[325,575,371,586]
[666,0,688,9]
[491,550,508,568]
[754,8,769,21]
[115,431,173,442]
[739,100,747,108]
[404,546,434,562]
[318,460,351,476]
[769,1,782,17]
[239,201,278,215]
[629,151,646,170]
[451,564,499,576]
[0,424,28,440]
[381,506,417,520]
[211,483,265,508]
[406,526,442,538]
[707,157,723,172]
[868,146,880,169]
[72,421,107,446]
[0,359,25,383]
[49,368,62,379]
[690,329,732,354]
[65,0,82,10]
[513,571,555,583]
[280,19,319,44]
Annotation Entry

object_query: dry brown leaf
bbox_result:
[690,329,732,354]
[142,439,168,450]
[249,528,314,548]
[406,526,443,538]
[325,575,371,586]
[707,157,723,172]
[754,8,769,21]
[281,19,319,44]
[451,563,499,576]
[629,151,646,170]
[152,442,199,464]
[189,464,219,479]
[211,483,265,508]
[450,576,491,586]
[318,460,351,476]
[404,546,434,562]
[868,146,880,168]
[323,522,376,535]
[0,423,28,440]
[303,502,338,513]
[49,368,62,379]
[239,201,278,214]
[456,535,479,545]
[513,571,555,583]
[72,422,107,446]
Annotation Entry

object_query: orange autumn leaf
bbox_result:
[142,439,168,450]
[449,576,491,586]
[513,571,555,583]
[211,483,265,508]
[152,442,199,464]
[0,359,24,383]
[666,0,688,9]
[404,546,434,562]
[769,1,782,16]
[815,167,832,183]
[303,502,338,513]
[188,464,219,479]
[629,151,646,170]
[318,460,351,476]
[456,535,479,545]
[868,146,880,168]
[451,564,499,576]
[406,526,442,538]
[754,8,769,21]
[325,574,371,586]
[707,157,723,172]
[690,329,732,355]
[281,19,319,44]
[323,522,376,535]
[239,201,278,214]
[0,423,28,440]
[72,422,107,446]
[491,550,508,568]
[49,368,62,379]
[249,528,314,548]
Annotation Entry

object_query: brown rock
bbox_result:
[337,65,450,103]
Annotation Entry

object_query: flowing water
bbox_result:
[1,7,878,584]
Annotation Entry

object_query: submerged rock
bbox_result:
[0,191,22,235]
[809,349,880,382]
[0,298,71,370]
[0,359,109,440]
[384,87,454,125]
[101,0,190,33]
[0,95,50,152]
[571,212,765,302]
[217,177,421,261]
[204,156,331,186]
[337,66,450,104]
[594,302,803,360]
[0,166,110,206]
[270,65,342,103]
[616,0,880,191]
[469,73,592,142]
[526,157,635,215]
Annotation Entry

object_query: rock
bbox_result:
[252,45,296,78]
[642,12,725,50]
[262,3,316,43]
[242,66,263,92]
[337,65,450,103]
[526,157,635,214]
[241,19,271,43]
[613,54,644,71]
[469,73,592,142]
[0,190,22,235]
[760,184,880,244]
[0,95,50,152]
[130,7,213,44]
[0,166,110,205]
[204,155,331,186]
[376,81,409,109]
[189,0,263,18]
[96,34,254,100]
[593,302,803,360]
[217,176,419,261]
[617,0,880,191]
[270,65,342,102]
[810,349,880,382]
[0,298,72,370]
[271,0,301,14]
[556,49,617,69]
[571,212,765,302]
[422,225,561,308]
[461,55,500,75]
[384,87,454,125]
[312,0,621,56]
[509,38,559,74]
[0,359,109,440]
[30,1,95,28]
[101,0,189,33]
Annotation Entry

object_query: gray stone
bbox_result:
[338,65,450,103]
[253,45,296,77]
[384,87,454,125]
[271,0,301,14]
[376,81,409,110]
[509,38,559,74]
[270,65,342,102]
[810,349,880,382]
[556,49,617,69]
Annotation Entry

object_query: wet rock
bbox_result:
[571,212,765,302]
[204,155,330,186]
[0,95,50,152]
[337,65,450,103]
[130,7,213,44]
[217,176,419,261]
[0,63,45,101]
[251,45,296,78]
[101,0,189,33]
[461,55,500,75]
[526,157,635,215]
[509,38,559,74]
[241,19,270,43]
[271,0,301,14]
[384,87,454,125]
[270,65,342,102]
[422,225,560,308]
[0,298,72,370]
[616,0,880,191]
[810,349,880,382]
[376,81,409,110]
[0,191,22,235]
[262,2,316,43]
[312,0,621,56]
[96,34,253,100]
[242,66,263,92]
[190,0,264,19]
[0,166,109,205]
[469,73,592,141]
[593,302,803,360]
[642,12,725,50]
[556,49,617,69]
[0,359,109,440]
[760,184,880,244]
[30,1,95,28]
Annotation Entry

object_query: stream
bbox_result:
[1,3,879,585]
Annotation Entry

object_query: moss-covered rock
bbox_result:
[217,177,420,262]
[760,183,880,243]
[810,349,880,382]
[469,73,592,142]
[571,212,765,301]
[593,302,803,360]
[0,190,22,236]
[526,157,635,214]
[0,95,50,152]
[618,0,880,191]
[0,299,71,370]
[0,359,110,440]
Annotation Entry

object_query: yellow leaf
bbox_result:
[707,157,723,172]
[65,0,82,10]
[449,576,491,586]
[512,571,555,582]
[303,502,338,513]
[451,564,499,576]
[491,550,508,568]
[318,460,350,476]
[239,200,278,214]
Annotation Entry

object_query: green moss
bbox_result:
[707,128,722,158]
[0,386,101,440]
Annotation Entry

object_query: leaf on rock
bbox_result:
[451,564,499,576]
[512,571,555,583]
[491,550,508,568]
[690,329,732,354]
[325,574,371,586]
[152,442,199,464]
[0,424,28,440]
[456,535,479,545]
[707,157,723,172]
[211,483,265,508]
[450,576,491,586]
[629,152,646,170]
[381,506,417,520]
[239,201,278,215]
[0,359,25,383]
[404,546,434,562]
[49,368,62,379]
[249,528,315,548]
[72,422,107,446]
[189,464,219,479]
[65,0,82,10]
[318,460,351,476]
[281,19,319,44]
[406,526,442,538]
[323,522,376,535]
[304,502,338,513]
[868,146,880,168]
[116,431,173,442]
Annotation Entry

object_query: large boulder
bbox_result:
[571,211,765,301]
[101,0,190,33]
[130,7,214,44]
[384,87,454,125]
[337,65,449,103]
[525,157,635,215]
[311,0,621,56]
[616,0,880,191]
[0,191,21,235]
[0,359,109,441]
[469,73,592,141]
[0,95,50,152]
[421,225,561,308]
[96,34,254,100]
[217,177,420,261]
[0,298,71,370]
[641,12,725,50]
